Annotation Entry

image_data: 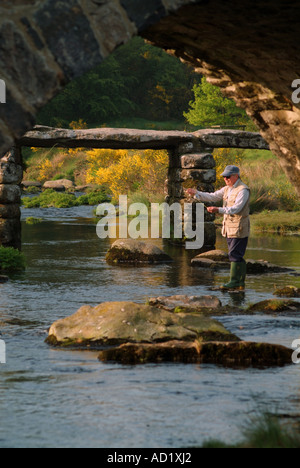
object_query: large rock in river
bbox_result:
[106,239,173,265]
[99,340,292,367]
[46,301,239,348]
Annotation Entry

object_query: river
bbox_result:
[0,204,299,448]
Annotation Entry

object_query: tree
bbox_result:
[37,37,201,128]
[184,77,250,128]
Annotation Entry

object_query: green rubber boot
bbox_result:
[221,262,245,291]
[239,260,247,290]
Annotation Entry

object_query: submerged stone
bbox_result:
[273,286,300,298]
[148,294,222,314]
[98,340,292,367]
[106,239,173,265]
[247,299,300,313]
[191,250,295,274]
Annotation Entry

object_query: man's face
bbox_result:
[223,174,239,187]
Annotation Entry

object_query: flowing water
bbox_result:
[0,205,299,448]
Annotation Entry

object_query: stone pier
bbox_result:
[0,147,23,249]
[166,141,217,250]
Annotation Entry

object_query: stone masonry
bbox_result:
[0,147,22,248]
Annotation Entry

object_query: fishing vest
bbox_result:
[221,179,250,238]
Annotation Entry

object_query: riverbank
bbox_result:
[202,412,300,448]
[251,211,300,234]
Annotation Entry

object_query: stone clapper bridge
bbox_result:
[0,125,269,249]
[3,125,296,367]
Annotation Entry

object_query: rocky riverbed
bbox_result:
[46,295,297,367]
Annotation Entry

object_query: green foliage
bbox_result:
[240,151,300,212]
[184,77,251,128]
[0,247,26,272]
[251,210,300,233]
[76,189,111,206]
[202,412,300,448]
[26,217,43,225]
[22,189,111,209]
[37,37,201,127]
[22,186,41,195]
[22,189,78,209]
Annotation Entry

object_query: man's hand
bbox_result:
[185,188,197,196]
[207,206,220,214]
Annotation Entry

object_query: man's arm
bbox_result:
[194,187,225,203]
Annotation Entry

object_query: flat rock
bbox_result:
[246,260,295,274]
[193,249,229,262]
[191,257,229,269]
[75,184,98,192]
[273,286,300,298]
[21,180,42,188]
[46,301,239,348]
[247,299,300,313]
[106,239,173,265]
[191,251,295,274]
[98,340,292,367]
[148,294,222,313]
[43,179,74,191]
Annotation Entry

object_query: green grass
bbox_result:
[241,150,300,213]
[202,412,300,448]
[25,217,43,225]
[251,210,300,233]
[22,189,111,209]
[0,247,26,272]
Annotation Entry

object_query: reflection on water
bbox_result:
[0,206,299,447]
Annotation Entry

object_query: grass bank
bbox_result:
[0,247,26,272]
[240,149,300,213]
[202,412,300,448]
[22,189,111,209]
[251,210,300,234]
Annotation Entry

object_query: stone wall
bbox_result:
[166,141,217,250]
[0,147,22,248]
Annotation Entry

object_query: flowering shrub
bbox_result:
[85,148,168,201]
